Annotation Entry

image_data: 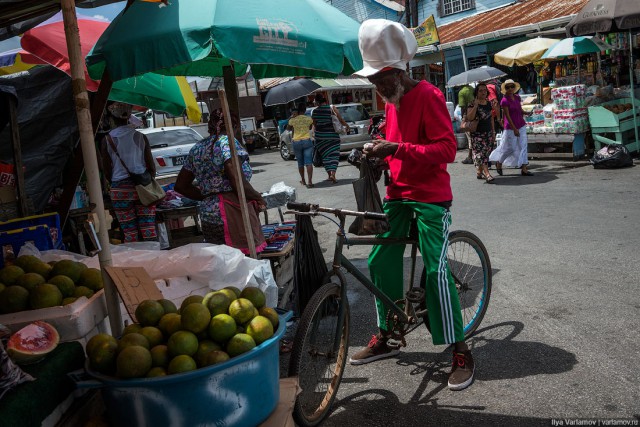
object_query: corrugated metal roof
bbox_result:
[438,0,589,45]
[258,77,294,90]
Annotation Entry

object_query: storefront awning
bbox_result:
[417,0,588,54]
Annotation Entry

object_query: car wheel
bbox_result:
[280,142,294,160]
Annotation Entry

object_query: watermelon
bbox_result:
[7,321,59,365]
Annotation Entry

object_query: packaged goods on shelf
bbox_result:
[552,85,587,109]
[553,108,588,121]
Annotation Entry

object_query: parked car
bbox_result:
[138,126,203,177]
[279,103,372,161]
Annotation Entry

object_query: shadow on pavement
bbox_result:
[328,388,553,427]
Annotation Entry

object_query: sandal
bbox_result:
[496,162,503,176]
[484,174,496,184]
[300,180,307,186]
[476,173,484,180]
[521,170,534,176]
[306,183,314,188]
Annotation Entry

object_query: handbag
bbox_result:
[460,115,479,133]
[106,135,166,206]
[330,106,348,135]
[312,146,323,167]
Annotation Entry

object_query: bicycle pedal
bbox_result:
[406,287,425,304]
[386,339,404,349]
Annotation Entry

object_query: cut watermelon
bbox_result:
[7,321,59,365]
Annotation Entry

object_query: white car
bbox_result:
[138,126,203,177]
[279,103,372,160]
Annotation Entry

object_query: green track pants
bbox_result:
[368,200,464,345]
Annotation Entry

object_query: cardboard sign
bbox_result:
[412,15,439,48]
[105,266,163,322]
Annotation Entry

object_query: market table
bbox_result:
[155,205,203,249]
[527,133,587,160]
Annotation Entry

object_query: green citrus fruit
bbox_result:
[88,337,119,375]
[86,333,117,358]
[224,286,242,298]
[118,332,150,352]
[0,265,25,286]
[146,367,167,378]
[239,287,266,309]
[226,333,256,357]
[116,346,152,378]
[157,313,182,337]
[79,268,103,291]
[202,350,230,367]
[16,273,46,292]
[73,286,94,299]
[0,286,29,313]
[149,344,170,368]
[180,303,211,334]
[140,326,164,348]
[122,323,143,336]
[167,355,197,375]
[216,288,237,302]
[195,340,222,367]
[135,300,165,326]
[245,315,274,345]
[48,275,76,297]
[30,283,63,309]
[180,295,204,313]
[208,314,237,344]
[228,298,255,324]
[167,331,198,357]
[157,299,178,314]
[204,292,232,317]
[258,307,280,330]
[62,297,77,305]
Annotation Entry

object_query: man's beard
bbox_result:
[381,81,404,111]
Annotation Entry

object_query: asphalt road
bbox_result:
[250,146,640,426]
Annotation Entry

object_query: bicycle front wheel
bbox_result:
[420,230,492,339]
[288,280,350,427]
[447,230,492,337]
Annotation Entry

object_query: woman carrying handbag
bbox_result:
[100,102,159,243]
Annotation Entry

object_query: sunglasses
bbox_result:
[505,84,516,89]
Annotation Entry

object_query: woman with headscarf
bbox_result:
[100,101,158,242]
[174,109,266,252]
[311,94,346,183]
[489,79,533,176]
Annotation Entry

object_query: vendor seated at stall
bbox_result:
[174,109,267,254]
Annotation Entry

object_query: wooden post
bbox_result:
[223,65,243,143]
[218,89,257,259]
[61,0,122,337]
[7,96,28,216]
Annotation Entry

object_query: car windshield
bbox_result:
[142,129,202,148]
[336,105,370,122]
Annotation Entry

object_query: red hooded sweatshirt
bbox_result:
[384,80,457,204]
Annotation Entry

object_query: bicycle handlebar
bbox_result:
[286,202,387,221]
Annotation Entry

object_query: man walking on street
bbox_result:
[349,19,474,391]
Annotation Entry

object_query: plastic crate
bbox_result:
[0,290,110,344]
[0,212,63,249]
[81,311,292,427]
[0,225,54,267]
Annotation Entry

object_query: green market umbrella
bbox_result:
[86,0,363,81]
[540,36,613,58]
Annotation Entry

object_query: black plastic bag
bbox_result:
[312,147,323,167]
[293,216,328,316]
[348,151,389,236]
[591,145,634,169]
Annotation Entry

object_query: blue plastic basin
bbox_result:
[84,311,291,427]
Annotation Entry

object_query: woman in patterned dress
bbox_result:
[174,109,265,244]
[466,83,497,183]
[311,94,346,183]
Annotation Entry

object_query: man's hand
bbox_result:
[364,140,399,159]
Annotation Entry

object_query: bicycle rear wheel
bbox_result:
[288,280,350,426]
[420,230,492,338]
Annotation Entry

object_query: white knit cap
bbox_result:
[355,19,418,77]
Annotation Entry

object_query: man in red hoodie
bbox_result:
[349,19,474,391]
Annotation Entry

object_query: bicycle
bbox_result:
[285,202,492,426]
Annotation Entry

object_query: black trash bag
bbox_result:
[591,145,634,169]
[348,151,390,236]
[293,215,328,316]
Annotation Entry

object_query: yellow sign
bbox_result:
[412,15,439,47]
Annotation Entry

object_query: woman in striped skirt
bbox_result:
[311,94,345,183]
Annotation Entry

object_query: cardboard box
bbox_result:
[0,290,109,344]
[260,378,300,427]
